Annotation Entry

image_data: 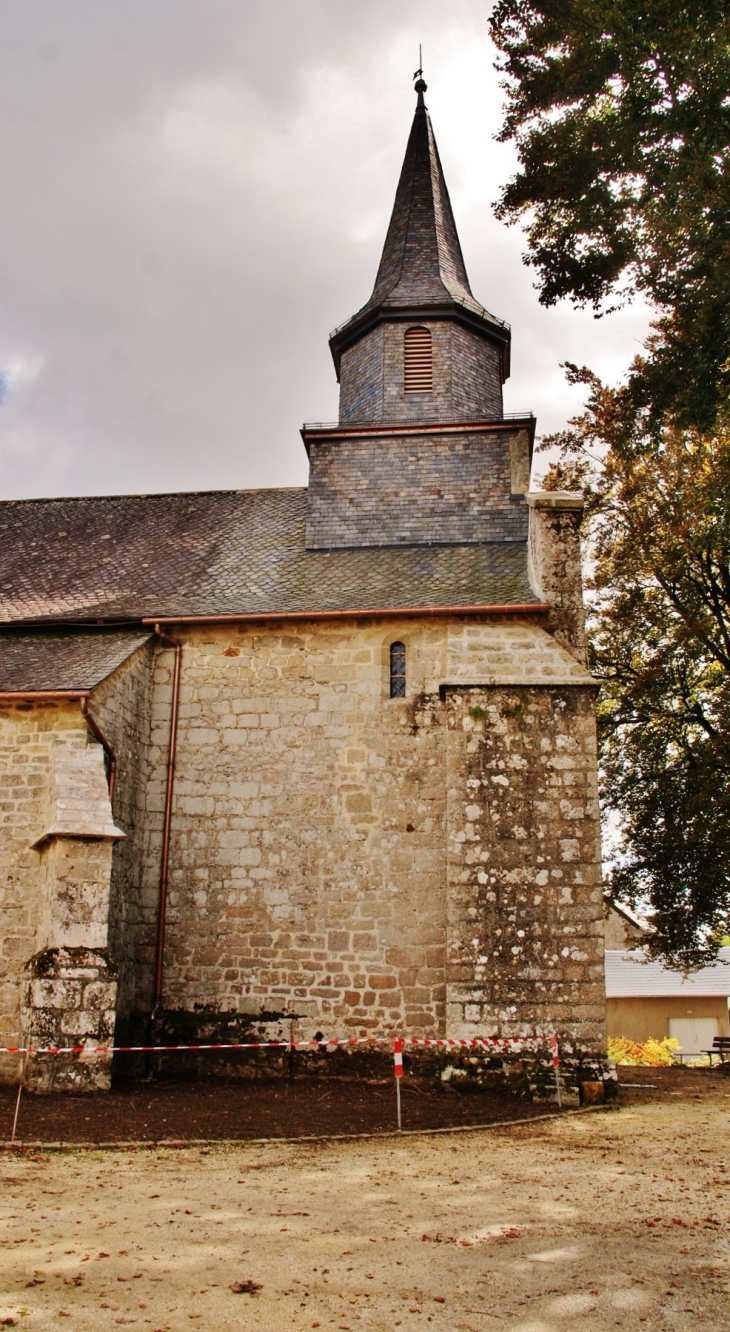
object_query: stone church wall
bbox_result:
[0,615,606,1078]
[445,685,605,1052]
[143,621,449,1034]
[132,617,605,1054]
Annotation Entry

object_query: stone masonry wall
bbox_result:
[91,640,154,1017]
[306,428,528,549]
[0,701,88,1080]
[0,617,605,1078]
[0,701,123,1089]
[136,618,605,1051]
[142,621,448,1034]
[445,685,605,1053]
[527,494,587,662]
[338,321,503,426]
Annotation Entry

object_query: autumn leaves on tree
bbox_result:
[490,1,730,963]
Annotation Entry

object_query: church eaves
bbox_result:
[329,78,510,379]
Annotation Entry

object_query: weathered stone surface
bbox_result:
[33,744,124,848]
[141,622,449,1035]
[92,642,155,1019]
[527,491,587,661]
[0,702,89,1082]
[1,610,606,1083]
[444,621,594,688]
[445,686,605,1053]
[88,619,603,1057]
[0,697,126,1087]
[21,946,118,1093]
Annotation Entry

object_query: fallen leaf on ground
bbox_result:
[231,1279,262,1295]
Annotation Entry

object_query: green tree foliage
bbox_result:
[489,0,730,432]
[541,380,730,966]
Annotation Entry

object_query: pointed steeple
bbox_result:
[367,75,476,314]
[329,77,510,387]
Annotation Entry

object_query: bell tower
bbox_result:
[303,76,533,551]
[331,76,510,427]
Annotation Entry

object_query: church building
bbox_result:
[0,79,606,1091]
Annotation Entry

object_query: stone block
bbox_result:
[21,947,118,1093]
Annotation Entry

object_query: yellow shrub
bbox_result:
[608,1036,680,1066]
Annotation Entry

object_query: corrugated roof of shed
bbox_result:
[605,949,730,998]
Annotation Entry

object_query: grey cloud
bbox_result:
[0,0,651,500]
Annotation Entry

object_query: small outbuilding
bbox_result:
[605,948,730,1056]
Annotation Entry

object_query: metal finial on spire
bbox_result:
[414,44,427,97]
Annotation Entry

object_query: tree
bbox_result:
[540,378,730,967]
[489,0,730,433]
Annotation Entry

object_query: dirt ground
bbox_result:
[1,1069,729,1331]
[0,1074,553,1146]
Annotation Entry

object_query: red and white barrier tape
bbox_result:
[0,1036,379,1056]
[0,1033,560,1061]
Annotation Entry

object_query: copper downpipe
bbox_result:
[152,625,183,1020]
[80,697,117,803]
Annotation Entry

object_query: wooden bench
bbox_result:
[703,1036,730,1064]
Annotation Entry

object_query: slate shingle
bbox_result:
[0,631,151,692]
[329,86,510,371]
[0,489,539,625]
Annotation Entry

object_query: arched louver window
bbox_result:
[404,326,433,393]
[390,641,406,698]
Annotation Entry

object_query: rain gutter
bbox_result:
[143,603,549,628]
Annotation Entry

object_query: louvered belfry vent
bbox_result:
[404,326,433,393]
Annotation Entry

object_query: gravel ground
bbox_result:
[1,1074,728,1331]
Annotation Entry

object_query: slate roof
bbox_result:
[605,949,730,998]
[0,631,151,692]
[0,488,539,626]
[330,83,509,364]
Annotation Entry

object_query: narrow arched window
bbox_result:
[404,326,432,393]
[390,641,406,698]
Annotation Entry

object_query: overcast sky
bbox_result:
[0,0,652,501]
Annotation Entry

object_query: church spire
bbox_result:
[329,75,510,386]
[367,71,474,314]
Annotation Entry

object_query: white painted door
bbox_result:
[668,1017,718,1056]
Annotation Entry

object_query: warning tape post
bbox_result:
[393,1037,404,1129]
[3,1032,561,1140]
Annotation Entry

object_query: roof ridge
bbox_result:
[0,486,308,507]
